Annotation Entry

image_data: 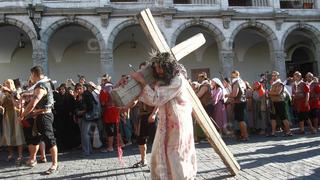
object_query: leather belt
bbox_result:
[33,108,52,115]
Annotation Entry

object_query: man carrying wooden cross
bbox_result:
[113,8,239,177]
[131,51,197,179]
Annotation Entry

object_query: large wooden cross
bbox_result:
[138,9,240,175]
[112,8,240,176]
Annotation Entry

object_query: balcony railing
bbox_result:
[228,0,269,6]
[0,0,318,9]
[0,0,26,7]
[110,0,155,3]
[174,0,218,5]
[280,0,315,9]
[43,0,100,7]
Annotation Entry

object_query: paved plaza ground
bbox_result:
[0,133,319,180]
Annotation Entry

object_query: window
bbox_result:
[228,0,252,6]
[280,0,314,9]
[174,0,191,4]
[110,0,137,2]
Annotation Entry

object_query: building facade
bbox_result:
[0,0,319,84]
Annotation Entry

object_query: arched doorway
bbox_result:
[113,25,151,80]
[47,24,101,84]
[0,25,33,83]
[284,28,319,77]
[175,26,221,81]
[232,28,272,83]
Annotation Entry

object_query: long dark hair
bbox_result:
[150,51,180,86]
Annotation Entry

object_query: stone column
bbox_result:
[99,0,109,6]
[101,50,114,79]
[220,0,229,9]
[273,50,286,80]
[220,50,234,78]
[315,46,320,75]
[315,0,319,9]
[269,0,280,8]
[32,49,48,75]
[162,0,173,7]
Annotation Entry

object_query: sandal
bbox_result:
[267,134,277,137]
[25,159,37,167]
[7,155,13,162]
[16,157,23,166]
[43,165,59,175]
[101,148,114,153]
[38,157,47,163]
[239,137,249,141]
[132,161,147,168]
[284,132,293,137]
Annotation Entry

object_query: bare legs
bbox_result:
[239,121,248,140]
[139,144,147,164]
[271,119,291,135]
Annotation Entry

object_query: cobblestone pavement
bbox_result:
[0,133,319,180]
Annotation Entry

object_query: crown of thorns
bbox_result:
[148,50,175,64]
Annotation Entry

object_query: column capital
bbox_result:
[221,9,235,29]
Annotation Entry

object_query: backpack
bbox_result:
[85,94,101,121]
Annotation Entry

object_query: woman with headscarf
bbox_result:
[0,79,25,165]
[211,78,228,134]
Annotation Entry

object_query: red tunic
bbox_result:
[309,82,320,110]
[293,81,310,112]
[99,90,119,124]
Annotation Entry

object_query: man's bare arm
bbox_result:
[196,86,208,98]
[226,83,239,98]
[305,92,310,106]
[148,107,158,123]
[20,88,46,118]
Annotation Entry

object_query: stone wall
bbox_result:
[0,1,319,82]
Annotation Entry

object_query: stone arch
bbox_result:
[106,19,139,55]
[41,17,106,73]
[228,21,279,51]
[281,23,320,76]
[287,44,315,62]
[170,19,225,49]
[281,23,320,51]
[1,17,38,51]
[228,21,286,79]
[104,19,139,77]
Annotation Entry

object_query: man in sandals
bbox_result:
[19,66,58,175]
[129,62,158,168]
[293,71,316,134]
[269,71,292,137]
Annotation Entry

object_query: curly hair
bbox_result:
[149,51,180,86]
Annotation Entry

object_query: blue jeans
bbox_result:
[79,119,93,155]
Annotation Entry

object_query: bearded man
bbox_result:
[131,52,197,180]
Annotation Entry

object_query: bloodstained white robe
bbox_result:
[139,74,197,180]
